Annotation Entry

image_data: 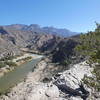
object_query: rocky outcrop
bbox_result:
[53,61,92,100]
[0,59,93,100]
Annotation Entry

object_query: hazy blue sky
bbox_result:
[0,0,100,32]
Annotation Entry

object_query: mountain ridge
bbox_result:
[3,24,78,37]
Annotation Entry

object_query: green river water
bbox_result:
[0,57,41,94]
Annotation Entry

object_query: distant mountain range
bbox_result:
[4,24,78,37]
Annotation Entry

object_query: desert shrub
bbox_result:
[16,56,32,62]
[0,56,14,61]
[0,62,6,68]
[5,61,17,67]
[60,59,71,66]
[0,56,16,68]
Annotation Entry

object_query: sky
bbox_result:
[0,0,100,32]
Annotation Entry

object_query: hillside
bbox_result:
[0,24,79,59]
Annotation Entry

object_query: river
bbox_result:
[0,56,42,94]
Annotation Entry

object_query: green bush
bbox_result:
[75,23,100,92]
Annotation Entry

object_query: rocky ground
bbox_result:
[0,58,95,100]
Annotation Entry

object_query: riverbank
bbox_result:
[12,53,43,65]
[0,53,43,78]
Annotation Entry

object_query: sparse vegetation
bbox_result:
[0,56,17,68]
[5,61,17,67]
[0,56,14,61]
[0,55,32,69]
[16,56,32,62]
[0,61,17,68]
[60,59,71,66]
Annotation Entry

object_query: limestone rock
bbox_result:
[45,85,59,98]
